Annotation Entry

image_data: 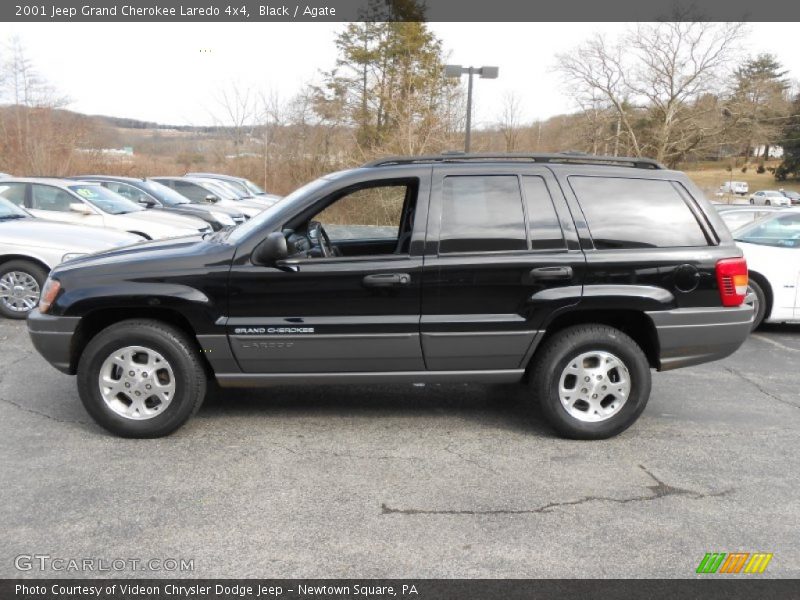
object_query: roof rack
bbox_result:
[361,152,664,170]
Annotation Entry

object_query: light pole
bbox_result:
[444,64,499,153]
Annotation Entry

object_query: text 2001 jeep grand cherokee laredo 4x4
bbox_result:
[27,154,754,439]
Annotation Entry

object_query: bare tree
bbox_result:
[498,92,523,152]
[214,83,256,154]
[556,22,745,165]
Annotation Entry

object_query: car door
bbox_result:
[420,166,585,371]
[29,183,104,227]
[225,170,431,374]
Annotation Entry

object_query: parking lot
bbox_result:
[1,318,798,578]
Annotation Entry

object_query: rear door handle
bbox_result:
[362,273,411,288]
[528,266,573,281]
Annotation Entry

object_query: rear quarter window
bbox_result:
[569,176,709,249]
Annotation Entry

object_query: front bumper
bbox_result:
[646,305,754,371]
[27,309,81,374]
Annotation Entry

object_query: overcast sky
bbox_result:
[5,22,800,128]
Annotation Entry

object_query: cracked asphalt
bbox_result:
[1,319,798,578]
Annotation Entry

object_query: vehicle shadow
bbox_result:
[758,323,800,335]
[197,382,555,437]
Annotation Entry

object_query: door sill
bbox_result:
[216,369,525,387]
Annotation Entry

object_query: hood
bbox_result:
[0,218,142,251]
[120,210,209,231]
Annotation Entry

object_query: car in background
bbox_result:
[192,177,279,209]
[73,176,246,230]
[0,179,212,240]
[780,190,800,205]
[151,177,264,217]
[0,197,141,319]
[749,190,792,207]
[186,172,281,203]
[734,209,800,329]
[714,205,783,232]
[720,181,749,195]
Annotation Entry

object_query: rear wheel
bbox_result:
[77,319,207,437]
[745,279,767,330]
[530,325,651,439]
[0,260,47,319]
[749,198,754,204]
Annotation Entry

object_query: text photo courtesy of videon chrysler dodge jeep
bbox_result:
[1,1,800,596]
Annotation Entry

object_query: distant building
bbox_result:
[752,145,783,159]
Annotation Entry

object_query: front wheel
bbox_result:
[0,260,47,319]
[77,319,207,437]
[530,325,652,439]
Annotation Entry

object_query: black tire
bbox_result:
[530,325,652,440]
[765,200,771,206]
[749,198,755,204]
[0,259,47,319]
[747,279,767,331]
[77,319,207,437]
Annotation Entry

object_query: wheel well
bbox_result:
[748,271,773,320]
[0,255,50,274]
[70,307,209,375]
[535,309,660,370]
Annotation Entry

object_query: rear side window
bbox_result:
[569,177,709,249]
[440,175,526,253]
[522,176,565,250]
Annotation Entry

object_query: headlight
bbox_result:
[38,278,61,314]
[61,252,87,263]
[211,211,235,226]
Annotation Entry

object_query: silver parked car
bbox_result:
[0,198,142,319]
[0,178,213,240]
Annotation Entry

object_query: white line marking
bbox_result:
[751,334,800,353]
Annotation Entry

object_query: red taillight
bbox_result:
[716,258,748,307]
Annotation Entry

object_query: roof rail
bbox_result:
[361,152,665,170]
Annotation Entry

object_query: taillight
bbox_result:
[715,258,748,307]
[38,278,61,314]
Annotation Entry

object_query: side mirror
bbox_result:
[69,202,93,215]
[253,231,288,266]
[138,198,157,208]
[205,194,219,204]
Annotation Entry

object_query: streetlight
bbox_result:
[444,64,499,153]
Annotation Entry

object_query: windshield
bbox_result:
[68,185,144,214]
[735,212,800,248]
[225,176,332,244]
[140,180,191,206]
[0,197,30,219]
[200,180,238,201]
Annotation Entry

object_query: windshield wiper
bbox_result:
[0,214,27,220]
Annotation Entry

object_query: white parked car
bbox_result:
[0,179,213,240]
[0,198,142,318]
[720,181,749,195]
[734,209,800,328]
[749,190,792,207]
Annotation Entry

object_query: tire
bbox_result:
[749,198,755,205]
[77,319,207,437]
[765,200,771,206]
[0,260,47,319]
[746,279,767,331]
[530,325,652,440]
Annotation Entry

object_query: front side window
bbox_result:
[174,181,214,203]
[314,184,407,242]
[104,182,154,204]
[569,176,709,249]
[440,175,527,253]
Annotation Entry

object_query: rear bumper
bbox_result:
[26,310,81,374]
[646,305,753,371]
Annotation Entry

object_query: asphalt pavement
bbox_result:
[1,318,798,578]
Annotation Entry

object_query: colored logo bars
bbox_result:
[697,552,773,574]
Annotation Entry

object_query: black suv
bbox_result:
[27,154,753,439]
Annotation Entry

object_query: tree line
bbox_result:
[2,18,800,192]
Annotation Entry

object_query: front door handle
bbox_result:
[362,273,411,288]
[528,266,573,281]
